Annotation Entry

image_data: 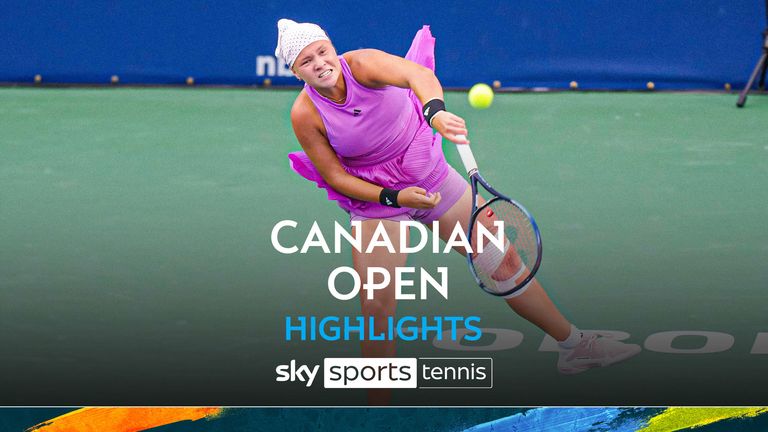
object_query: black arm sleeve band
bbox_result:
[422,98,446,127]
[379,188,401,208]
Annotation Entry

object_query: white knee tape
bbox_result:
[496,265,532,299]
[473,238,532,298]
[473,238,509,276]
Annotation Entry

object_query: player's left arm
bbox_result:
[344,49,469,144]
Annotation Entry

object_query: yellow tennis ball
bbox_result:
[468,83,494,109]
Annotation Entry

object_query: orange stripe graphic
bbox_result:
[27,407,222,432]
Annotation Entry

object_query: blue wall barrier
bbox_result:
[1,1,764,89]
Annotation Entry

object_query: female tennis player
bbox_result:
[277,19,640,404]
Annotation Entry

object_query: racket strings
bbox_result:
[471,200,540,294]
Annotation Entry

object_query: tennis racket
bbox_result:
[454,136,542,297]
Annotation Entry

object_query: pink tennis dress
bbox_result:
[288,26,465,221]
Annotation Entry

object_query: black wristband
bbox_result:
[422,98,446,127]
[379,188,401,208]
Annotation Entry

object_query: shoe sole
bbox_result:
[558,344,642,375]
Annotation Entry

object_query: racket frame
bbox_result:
[461,150,543,297]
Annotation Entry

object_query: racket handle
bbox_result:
[454,135,478,174]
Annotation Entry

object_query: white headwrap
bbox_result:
[275,19,330,69]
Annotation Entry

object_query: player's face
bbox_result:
[293,41,340,89]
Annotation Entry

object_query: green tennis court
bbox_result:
[1,87,766,405]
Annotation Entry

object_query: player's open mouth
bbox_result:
[319,70,333,78]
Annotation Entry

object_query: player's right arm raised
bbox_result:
[345,49,469,145]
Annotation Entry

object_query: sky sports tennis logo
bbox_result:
[275,358,492,389]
